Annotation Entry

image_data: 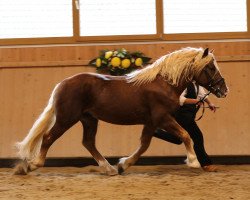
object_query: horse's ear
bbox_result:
[202,48,209,58]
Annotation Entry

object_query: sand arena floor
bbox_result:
[0,165,249,200]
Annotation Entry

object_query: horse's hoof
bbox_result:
[28,163,40,171]
[107,170,118,176]
[117,165,124,175]
[202,165,218,172]
[13,160,29,175]
[185,158,201,168]
[106,166,118,176]
[117,157,130,174]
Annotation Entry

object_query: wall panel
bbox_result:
[0,41,249,158]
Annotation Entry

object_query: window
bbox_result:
[79,0,156,36]
[163,0,247,34]
[0,0,249,45]
[0,0,72,39]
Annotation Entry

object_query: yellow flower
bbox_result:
[111,57,121,67]
[121,59,131,68]
[135,58,143,66]
[105,51,113,59]
[96,58,102,67]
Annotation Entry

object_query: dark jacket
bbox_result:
[175,82,199,121]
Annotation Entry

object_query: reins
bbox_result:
[195,91,211,121]
[195,90,221,121]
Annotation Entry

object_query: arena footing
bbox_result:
[0,156,250,168]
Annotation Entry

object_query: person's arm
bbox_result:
[179,88,201,106]
[198,86,217,112]
[183,98,200,105]
[204,98,217,112]
[180,85,216,110]
[179,88,187,106]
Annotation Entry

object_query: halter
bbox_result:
[204,67,225,97]
[195,67,224,121]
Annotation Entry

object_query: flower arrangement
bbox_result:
[89,48,151,75]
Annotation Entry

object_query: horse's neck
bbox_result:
[178,81,190,94]
[156,75,190,96]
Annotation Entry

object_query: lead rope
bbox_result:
[195,91,211,121]
[195,101,205,121]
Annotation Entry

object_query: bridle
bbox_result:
[203,66,225,97]
[195,66,225,121]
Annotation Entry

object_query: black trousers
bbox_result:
[154,113,212,167]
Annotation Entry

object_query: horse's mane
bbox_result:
[126,47,215,86]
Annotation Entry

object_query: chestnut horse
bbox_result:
[14,47,228,175]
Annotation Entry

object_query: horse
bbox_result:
[14,47,228,176]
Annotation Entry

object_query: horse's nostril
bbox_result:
[222,91,228,97]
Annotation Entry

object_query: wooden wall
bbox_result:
[0,40,249,158]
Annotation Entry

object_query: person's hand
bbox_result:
[195,99,203,108]
[196,101,203,107]
[208,103,216,112]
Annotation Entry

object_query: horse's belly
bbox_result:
[89,107,146,125]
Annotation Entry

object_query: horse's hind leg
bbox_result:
[80,114,118,176]
[117,125,155,174]
[29,122,75,171]
[14,121,76,175]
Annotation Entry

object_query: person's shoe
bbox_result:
[202,165,218,172]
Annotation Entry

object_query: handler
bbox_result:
[154,81,218,172]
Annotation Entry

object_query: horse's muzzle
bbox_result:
[215,86,229,98]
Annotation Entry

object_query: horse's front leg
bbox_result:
[157,116,200,168]
[117,125,155,174]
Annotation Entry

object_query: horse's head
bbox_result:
[194,48,229,98]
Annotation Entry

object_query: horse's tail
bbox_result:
[16,84,59,161]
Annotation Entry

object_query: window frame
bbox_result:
[74,0,162,42]
[162,0,250,41]
[0,0,249,45]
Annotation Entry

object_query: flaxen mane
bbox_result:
[126,47,215,86]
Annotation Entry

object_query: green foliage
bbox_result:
[89,48,151,76]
